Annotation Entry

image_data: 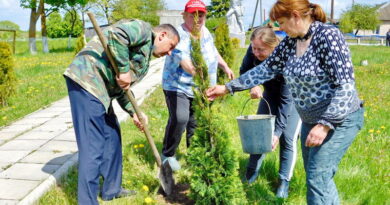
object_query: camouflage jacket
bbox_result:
[64,19,154,116]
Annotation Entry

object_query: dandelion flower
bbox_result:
[381,126,386,129]
[376,130,381,134]
[142,185,149,192]
[368,129,374,133]
[2,116,7,120]
[133,145,139,149]
[144,197,153,204]
[139,144,145,148]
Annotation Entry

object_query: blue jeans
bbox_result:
[66,77,123,205]
[301,108,364,205]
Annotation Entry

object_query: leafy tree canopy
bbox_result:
[207,0,230,18]
[339,4,380,35]
[46,11,82,38]
[111,0,164,26]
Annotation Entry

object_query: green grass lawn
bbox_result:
[0,38,75,127]
[38,45,390,204]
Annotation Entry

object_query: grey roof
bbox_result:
[378,2,390,20]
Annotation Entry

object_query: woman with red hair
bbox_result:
[207,0,364,204]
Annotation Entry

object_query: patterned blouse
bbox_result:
[226,21,362,129]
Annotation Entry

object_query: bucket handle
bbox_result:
[240,98,272,118]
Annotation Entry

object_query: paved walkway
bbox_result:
[0,58,166,205]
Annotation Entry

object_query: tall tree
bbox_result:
[40,0,71,53]
[46,11,65,38]
[91,0,116,24]
[339,4,380,35]
[188,12,246,204]
[63,8,83,48]
[207,0,230,18]
[111,0,163,26]
[20,0,44,54]
[39,1,49,53]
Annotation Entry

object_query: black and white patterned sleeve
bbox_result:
[317,27,358,128]
[225,38,288,93]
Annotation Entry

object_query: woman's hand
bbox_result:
[116,72,131,90]
[206,85,228,101]
[132,112,148,132]
[250,86,263,99]
[305,124,330,147]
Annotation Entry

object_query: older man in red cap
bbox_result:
[161,0,234,171]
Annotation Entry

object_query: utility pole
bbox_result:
[260,0,263,25]
[331,0,334,23]
[251,0,260,30]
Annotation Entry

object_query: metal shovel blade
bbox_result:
[158,161,174,195]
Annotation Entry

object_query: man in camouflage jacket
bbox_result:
[64,19,179,204]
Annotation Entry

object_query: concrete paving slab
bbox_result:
[21,151,74,165]
[0,200,19,204]
[49,98,70,106]
[45,118,73,126]
[0,140,4,145]
[0,151,30,163]
[32,123,69,132]
[15,130,62,140]
[0,163,60,181]
[56,112,73,119]
[0,131,20,141]
[0,124,34,133]
[0,179,40,200]
[0,163,8,172]
[39,141,78,152]
[53,130,76,141]
[30,110,64,118]
[12,118,49,126]
[0,140,48,151]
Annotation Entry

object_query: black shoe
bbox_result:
[276,179,289,198]
[102,188,136,201]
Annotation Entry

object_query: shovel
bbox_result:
[87,12,174,195]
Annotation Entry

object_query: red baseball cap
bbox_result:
[184,0,207,13]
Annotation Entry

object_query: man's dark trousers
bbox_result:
[162,90,196,157]
[66,77,122,205]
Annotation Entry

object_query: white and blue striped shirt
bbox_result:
[162,24,218,98]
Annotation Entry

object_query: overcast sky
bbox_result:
[0,0,388,31]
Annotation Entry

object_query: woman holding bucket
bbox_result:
[240,26,301,198]
[207,0,364,204]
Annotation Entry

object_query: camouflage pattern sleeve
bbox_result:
[116,89,135,117]
[106,20,153,73]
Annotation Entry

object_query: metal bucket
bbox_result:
[236,99,275,154]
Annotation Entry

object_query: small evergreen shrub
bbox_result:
[187,12,246,205]
[74,33,86,55]
[231,38,240,49]
[214,22,235,84]
[0,42,16,106]
[205,17,225,34]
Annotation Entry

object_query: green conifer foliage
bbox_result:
[188,12,246,204]
[0,42,16,106]
[214,22,234,84]
[74,33,86,55]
